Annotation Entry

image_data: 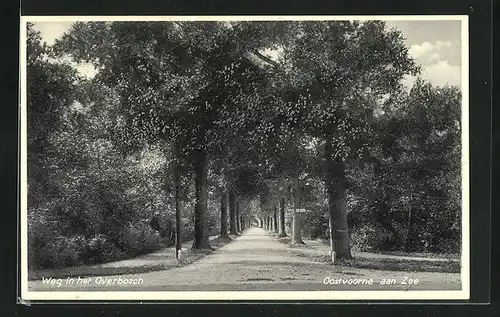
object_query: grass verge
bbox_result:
[29,235,236,281]
[277,237,460,273]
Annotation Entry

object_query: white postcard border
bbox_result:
[19,15,470,301]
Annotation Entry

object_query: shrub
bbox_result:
[301,207,329,240]
[117,222,163,257]
[350,225,393,252]
[82,234,125,264]
[28,209,65,269]
[29,234,86,269]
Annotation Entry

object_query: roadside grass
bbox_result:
[277,236,292,244]
[277,237,460,273]
[29,263,176,281]
[314,238,460,260]
[365,250,460,260]
[29,235,236,281]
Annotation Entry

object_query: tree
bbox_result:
[289,177,305,244]
[228,189,238,234]
[396,79,461,252]
[279,21,419,259]
[272,204,278,234]
[219,190,229,238]
[346,78,461,253]
[278,192,287,237]
[55,21,291,250]
[26,22,81,207]
[27,22,175,268]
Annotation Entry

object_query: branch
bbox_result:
[243,50,282,71]
[252,50,280,68]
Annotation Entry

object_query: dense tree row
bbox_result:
[26,20,462,269]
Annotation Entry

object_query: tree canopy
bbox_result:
[27,20,462,269]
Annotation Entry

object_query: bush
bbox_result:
[350,225,394,252]
[29,234,86,269]
[432,236,461,254]
[82,234,126,264]
[28,207,166,269]
[118,222,163,257]
[28,209,65,269]
[301,207,329,240]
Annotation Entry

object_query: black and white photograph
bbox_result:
[20,15,469,300]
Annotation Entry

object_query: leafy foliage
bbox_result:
[27,20,462,269]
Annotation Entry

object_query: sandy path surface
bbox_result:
[29,227,461,292]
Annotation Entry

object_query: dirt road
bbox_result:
[28,227,461,291]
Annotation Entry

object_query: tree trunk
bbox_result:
[236,199,241,232]
[273,204,278,233]
[290,177,305,245]
[373,159,399,249]
[229,189,237,234]
[328,212,335,262]
[279,196,287,237]
[220,190,229,238]
[324,139,351,259]
[173,150,182,259]
[192,148,212,250]
[405,191,414,252]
